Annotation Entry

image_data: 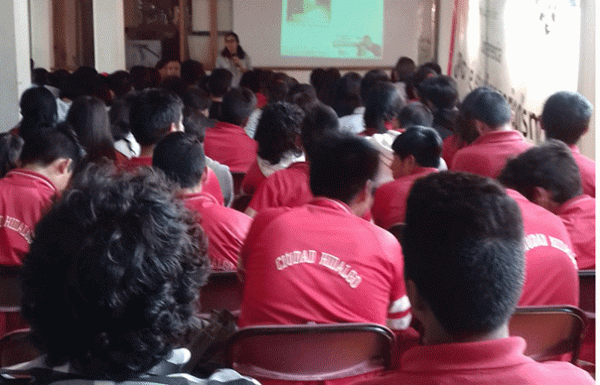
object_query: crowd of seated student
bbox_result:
[0,55,595,384]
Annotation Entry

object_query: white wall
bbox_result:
[30,0,53,70]
[93,0,126,73]
[0,0,31,131]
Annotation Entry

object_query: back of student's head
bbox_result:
[239,69,263,94]
[422,61,442,75]
[21,164,209,381]
[266,72,293,103]
[66,95,115,161]
[360,69,390,105]
[106,70,132,98]
[301,103,340,160]
[310,132,378,204]
[332,72,362,117]
[254,101,304,165]
[406,65,437,100]
[153,132,206,189]
[417,75,458,110]
[498,140,582,204]
[402,172,524,337]
[220,87,256,126]
[398,102,433,128]
[159,75,186,98]
[182,87,211,115]
[315,68,341,107]
[19,86,58,143]
[287,83,319,112]
[180,59,205,87]
[32,68,49,86]
[455,87,487,144]
[392,125,442,168]
[130,88,183,146]
[130,65,152,91]
[392,57,416,83]
[20,123,84,171]
[541,91,592,145]
[109,94,136,142]
[468,87,511,128]
[363,80,404,133]
[208,68,233,97]
[0,133,24,178]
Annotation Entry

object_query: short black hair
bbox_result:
[360,69,390,105]
[498,140,582,204]
[153,132,206,189]
[130,88,183,146]
[310,132,378,204]
[0,133,24,178]
[180,59,205,87]
[392,57,416,83]
[220,87,256,126]
[417,75,458,110]
[541,91,593,145]
[286,83,319,112]
[106,70,132,98]
[254,101,304,165]
[20,122,85,171]
[402,172,524,337]
[363,81,404,133]
[301,103,339,161]
[398,102,433,128]
[456,87,487,144]
[19,86,58,144]
[208,68,233,97]
[391,125,442,168]
[21,164,209,381]
[469,87,511,128]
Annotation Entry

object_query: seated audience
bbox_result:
[109,94,141,160]
[391,56,416,100]
[245,103,338,217]
[500,140,595,270]
[238,133,411,338]
[331,71,362,118]
[541,91,595,197]
[125,88,225,205]
[241,101,305,195]
[354,172,594,385]
[0,124,84,266]
[12,164,258,385]
[416,75,459,140]
[155,58,181,81]
[286,83,320,112]
[450,87,532,178]
[153,132,252,271]
[180,59,206,89]
[204,87,257,173]
[372,125,441,229]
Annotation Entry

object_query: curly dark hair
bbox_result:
[254,101,304,165]
[21,164,209,381]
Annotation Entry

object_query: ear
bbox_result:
[56,158,72,175]
[531,186,552,209]
[474,119,486,135]
[201,166,209,184]
[169,121,184,133]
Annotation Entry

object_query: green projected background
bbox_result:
[281,0,384,59]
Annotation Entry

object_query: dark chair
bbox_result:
[509,305,588,364]
[199,271,243,316]
[0,328,39,368]
[226,323,395,382]
[578,270,595,314]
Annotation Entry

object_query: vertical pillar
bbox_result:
[93,0,126,73]
[0,0,31,132]
[30,0,54,70]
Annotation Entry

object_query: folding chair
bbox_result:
[0,328,39,368]
[226,323,395,382]
[578,270,595,314]
[199,271,243,316]
[509,305,588,364]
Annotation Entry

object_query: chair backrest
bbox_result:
[578,269,595,314]
[199,271,243,316]
[0,266,21,311]
[509,306,587,364]
[226,323,394,381]
[0,328,39,368]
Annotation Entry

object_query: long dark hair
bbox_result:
[67,95,116,162]
[220,32,247,59]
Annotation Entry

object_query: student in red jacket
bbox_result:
[354,172,594,385]
[499,140,595,270]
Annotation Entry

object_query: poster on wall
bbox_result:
[449,0,581,143]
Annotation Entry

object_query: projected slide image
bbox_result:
[281,0,384,59]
